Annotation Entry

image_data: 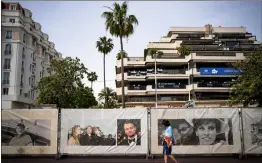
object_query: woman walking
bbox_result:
[162,120,179,163]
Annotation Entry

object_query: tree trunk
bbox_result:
[243,101,249,107]
[91,82,93,90]
[103,53,107,109]
[120,35,125,108]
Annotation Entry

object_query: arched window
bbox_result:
[5,44,11,55]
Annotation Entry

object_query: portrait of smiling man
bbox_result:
[117,119,141,146]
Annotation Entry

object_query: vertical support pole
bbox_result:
[56,108,61,160]
[154,54,158,108]
[239,107,246,159]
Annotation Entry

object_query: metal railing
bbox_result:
[127,69,186,76]
[3,65,11,69]
[197,82,230,88]
[127,96,188,102]
[2,80,10,85]
[195,52,236,56]
[152,84,187,89]
[128,85,147,90]
[4,50,11,55]
[196,95,229,100]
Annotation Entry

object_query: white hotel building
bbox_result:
[1,2,62,109]
[115,24,261,108]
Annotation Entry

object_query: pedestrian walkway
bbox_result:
[2,157,262,163]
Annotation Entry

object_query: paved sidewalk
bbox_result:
[2,157,262,163]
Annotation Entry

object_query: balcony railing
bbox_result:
[22,54,25,59]
[197,82,230,88]
[127,96,188,102]
[21,67,24,73]
[195,52,236,56]
[153,84,187,89]
[128,85,147,90]
[4,51,11,55]
[2,80,10,85]
[196,96,229,100]
[128,57,144,61]
[128,69,186,76]
[3,65,11,69]
[128,71,147,76]
[162,69,186,74]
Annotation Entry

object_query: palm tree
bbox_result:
[177,45,193,100]
[87,72,98,90]
[96,36,114,108]
[98,87,118,108]
[176,45,192,57]
[116,50,128,60]
[102,1,139,108]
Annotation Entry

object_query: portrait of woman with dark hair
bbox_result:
[91,126,102,145]
[192,118,232,145]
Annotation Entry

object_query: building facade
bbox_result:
[115,24,261,108]
[1,2,63,109]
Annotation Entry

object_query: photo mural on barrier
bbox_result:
[158,118,233,146]
[67,121,117,146]
[117,119,141,146]
[151,108,241,154]
[242,108,262,154]
[251,118,262,145]
[1,109,58,155]
[60,109,148,155]
[2,119,51,146]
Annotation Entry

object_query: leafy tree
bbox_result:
[176,45,192,57]
[102,1,139,108]
[147,49,164,58]
[37,57,97,108]
[96,36,114,108]
[98,87,118,108]
[88,71,98,90]
[116,50,128,60]
[229,50,262,107]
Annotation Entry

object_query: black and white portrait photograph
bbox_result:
[117,119,141,146]
[1,119,51,146]
[67,120,116,146]
[251,118,262,145]
[158,118,233,146]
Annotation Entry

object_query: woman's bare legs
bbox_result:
[168,155,178,163]
[164,154,168,163]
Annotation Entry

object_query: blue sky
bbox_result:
[16,1,262,100]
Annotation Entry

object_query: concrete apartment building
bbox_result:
[1,2,63,109]
[115,24,261,108]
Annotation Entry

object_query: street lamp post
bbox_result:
[188,62,191,101]
[154,53,158,108]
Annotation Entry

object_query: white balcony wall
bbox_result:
[191,53,246,61]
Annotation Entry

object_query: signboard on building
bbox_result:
[200,68,242,75]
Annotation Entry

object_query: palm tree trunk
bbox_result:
[91,82,93,90]
[120,35,125,108]
[103,53,107,109]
